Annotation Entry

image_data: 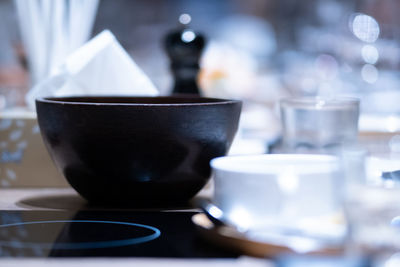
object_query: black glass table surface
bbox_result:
[0,210,238,258]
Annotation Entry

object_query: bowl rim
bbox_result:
[210,154,340,175]
[35,95,242,107]
[280,96,360,109]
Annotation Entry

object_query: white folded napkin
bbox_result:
[26,30,159,109]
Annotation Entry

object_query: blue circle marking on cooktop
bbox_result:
[0,220,161,249]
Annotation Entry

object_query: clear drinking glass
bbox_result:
[280,97,360,154]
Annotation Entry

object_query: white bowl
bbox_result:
[210,154,342,232]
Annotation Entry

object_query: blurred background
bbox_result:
[1,0,400,150]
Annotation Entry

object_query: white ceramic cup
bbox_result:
[211,154,343,234]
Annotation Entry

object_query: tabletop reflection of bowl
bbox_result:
[36,96,242,205]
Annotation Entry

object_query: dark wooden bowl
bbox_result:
[36,96,242,206]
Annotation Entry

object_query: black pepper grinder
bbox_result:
[164,14,206,95]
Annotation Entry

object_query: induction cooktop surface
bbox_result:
[0,210,237,258]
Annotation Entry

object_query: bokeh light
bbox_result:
[361,64,378,84]
[351,13,380,43]
[361,45,379,64]
[181,30,196,43]
[178,13,191,25]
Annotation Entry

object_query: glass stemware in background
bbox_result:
[275,0,400,157]
[346,186,400,249]
[344,184,400,266]
[342,153,400,266]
